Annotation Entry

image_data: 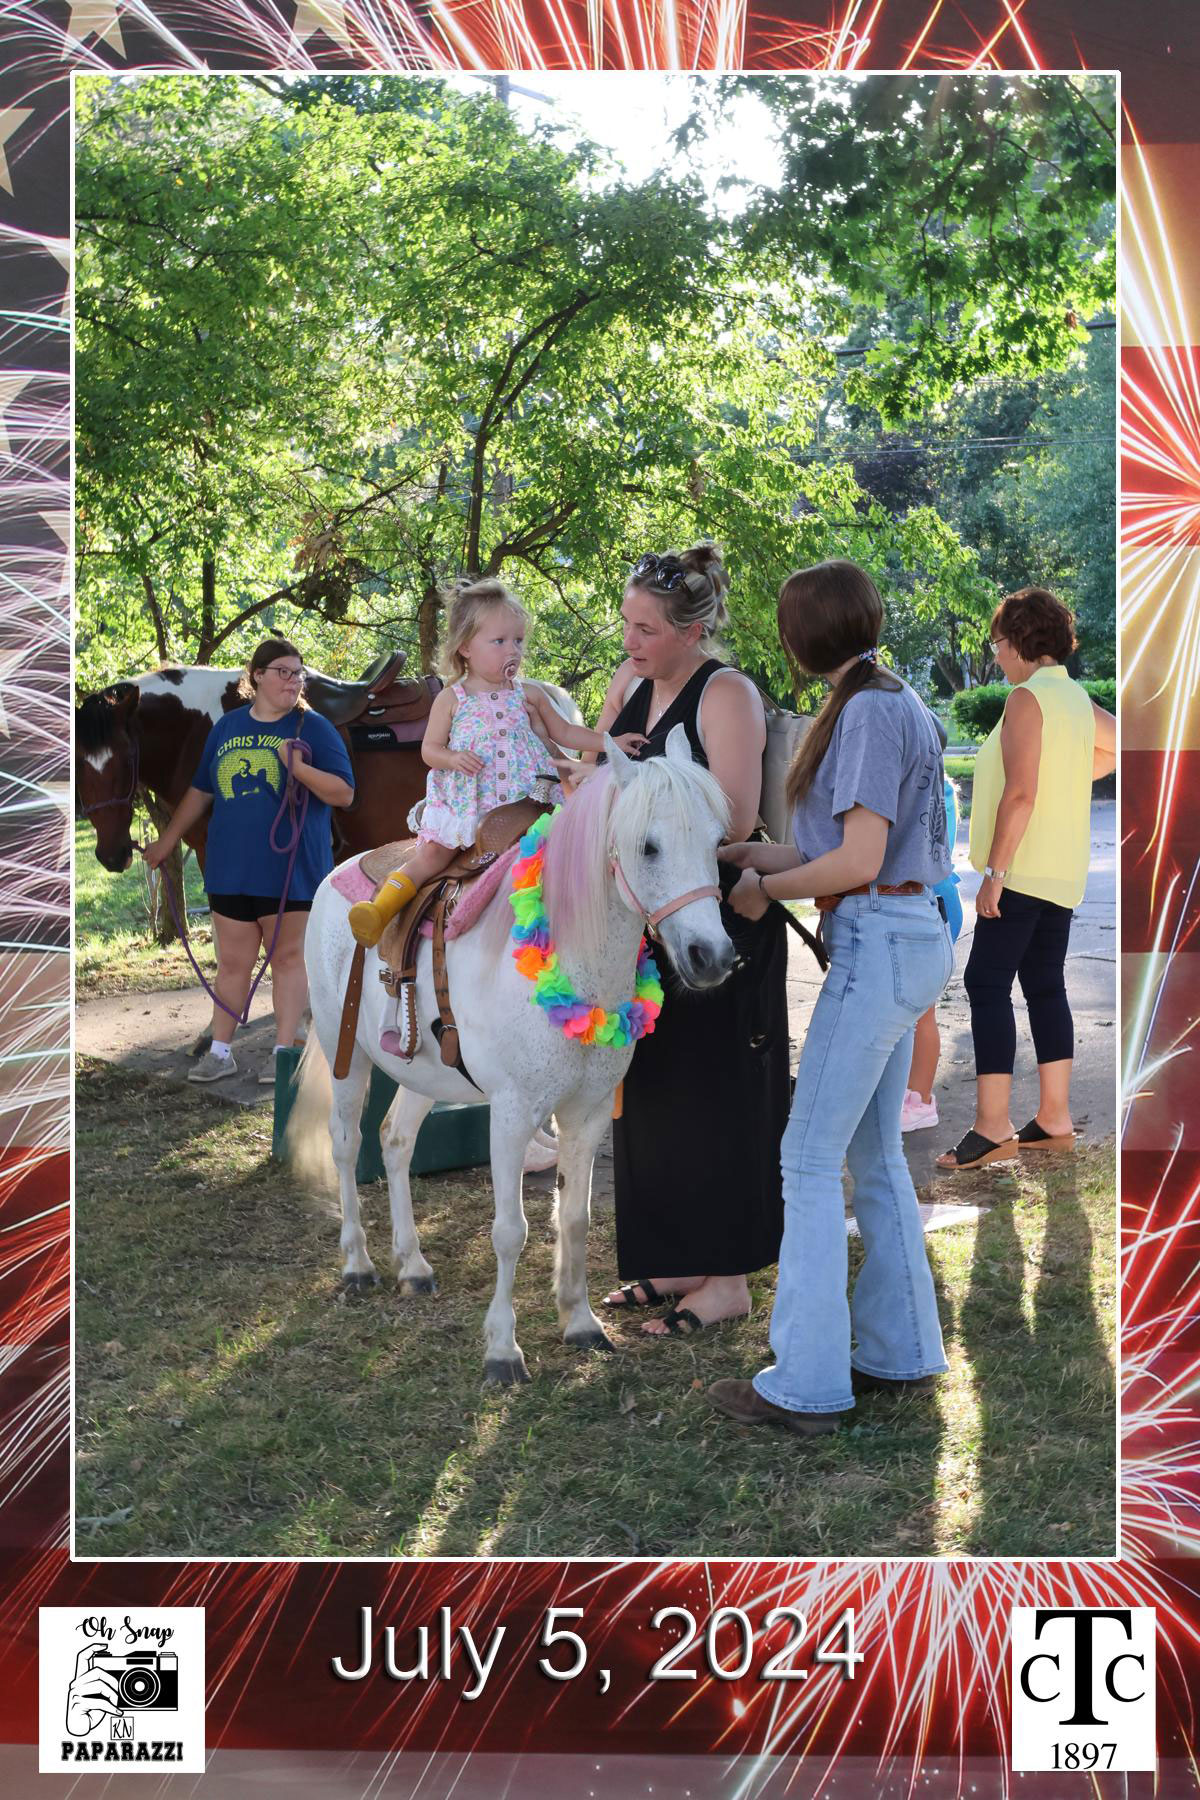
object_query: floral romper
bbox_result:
[408,680,553,849]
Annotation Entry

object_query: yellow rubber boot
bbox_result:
[348,869,418,948]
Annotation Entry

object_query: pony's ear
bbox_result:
[106,683,139,719]
[604,735,637,789]
[664,724,693,768]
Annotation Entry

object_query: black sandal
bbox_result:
[661,1306,706,1335]
[657,1305,749,1336]
[935,1129,1018,1171]
[602,1279,665,1311]
[1017,1119,1076,1152]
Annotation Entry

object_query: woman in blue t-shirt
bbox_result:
[142,638,354,1085]
[711,560,954,1439]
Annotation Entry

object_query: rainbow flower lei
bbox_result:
[509,809,665,1046]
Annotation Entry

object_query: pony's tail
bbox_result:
[283,1034,337,1197]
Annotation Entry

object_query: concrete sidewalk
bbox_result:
[781,797,1116,1189]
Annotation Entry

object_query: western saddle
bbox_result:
[334,796,554,1083]
[304,648,442,746]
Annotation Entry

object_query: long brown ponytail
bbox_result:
[779,560,901,806]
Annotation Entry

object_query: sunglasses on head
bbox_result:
[630,552,692,593]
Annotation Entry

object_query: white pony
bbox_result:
[289,727,733,1383]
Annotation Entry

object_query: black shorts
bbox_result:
[207,893,313,924]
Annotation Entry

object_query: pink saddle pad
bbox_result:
[329,846,518,941]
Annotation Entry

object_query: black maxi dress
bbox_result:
[607,659,789,1278]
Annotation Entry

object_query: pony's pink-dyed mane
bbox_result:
[540,767,614,955]
[478,768,615,961]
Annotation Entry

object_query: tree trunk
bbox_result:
[142,792,185,948]
[198,557,216,663]
[418,582,441,675]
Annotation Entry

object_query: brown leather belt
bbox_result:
[814,880,926,914]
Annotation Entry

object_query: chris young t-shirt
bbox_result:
[192,705,353,901]
[791,681,950,890]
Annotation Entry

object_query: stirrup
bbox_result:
[380,980,419,1060]
[348,867,417,947]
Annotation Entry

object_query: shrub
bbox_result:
[951,679,1116,741]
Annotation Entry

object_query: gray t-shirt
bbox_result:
[791,681,951,888]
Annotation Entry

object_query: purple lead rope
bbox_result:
[160,736,311,1026]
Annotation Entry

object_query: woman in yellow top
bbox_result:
[937,587,1116,1170]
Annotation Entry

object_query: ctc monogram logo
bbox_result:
[1010,1605,1156,1773]
[1019,1610,1146,1723]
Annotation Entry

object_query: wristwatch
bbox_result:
[984,866,1007,881]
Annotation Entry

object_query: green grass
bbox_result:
[75,1056,1117,1559]
[943,755,976,783]
[75,819,214,996]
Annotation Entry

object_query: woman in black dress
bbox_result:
[594,543,790,1336]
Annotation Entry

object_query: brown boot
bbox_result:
[707,1378,840,1438]
[348,868,418,948]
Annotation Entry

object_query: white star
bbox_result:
[42,783,74,867]
[291,0,354,50]
[0,108,34,197]
[0,375,34,457]
[43,238,72,319]
[63,0,126,55]
[0,644,25,738]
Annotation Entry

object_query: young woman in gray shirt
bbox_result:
[712,559,954,1438]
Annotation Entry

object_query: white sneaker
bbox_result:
[189,1049,238,1084]
[900,1089,938,1132]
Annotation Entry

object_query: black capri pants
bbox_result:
[963,886,1074,1076]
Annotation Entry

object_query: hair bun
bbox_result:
[679,540,728,589]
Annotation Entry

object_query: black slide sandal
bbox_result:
[1017,1119,1076,1152]
[936,1129,1018,1170]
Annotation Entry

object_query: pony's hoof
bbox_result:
[566,1329,616,1353]
[398,1274,438,1298]
[483,1356,531,1386]
[342,1271,380,1298]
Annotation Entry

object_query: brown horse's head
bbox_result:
[75,682,140,871]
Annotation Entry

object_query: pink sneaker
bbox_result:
[900,1089,939,1132]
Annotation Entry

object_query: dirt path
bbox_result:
[75,802,1116,1206]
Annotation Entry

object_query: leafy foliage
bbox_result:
[75,73,1114,718]
[739,74,1115,423]
[951,677,1115,740]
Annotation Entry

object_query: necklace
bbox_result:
[509,810,664,1046]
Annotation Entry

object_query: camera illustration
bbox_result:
[93,1649,179,1711]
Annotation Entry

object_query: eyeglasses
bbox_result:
[630,552,691,593]
[263,664,306,683]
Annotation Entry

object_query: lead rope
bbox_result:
[159,734,312,1025]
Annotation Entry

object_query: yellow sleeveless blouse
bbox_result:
[968,665,1096,909]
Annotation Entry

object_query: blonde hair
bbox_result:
[626,541,731,653]
[437,578,530,681]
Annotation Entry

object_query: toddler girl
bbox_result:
[348,578,645,949]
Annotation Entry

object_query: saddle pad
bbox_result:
[329,843,520,939]
[331,860,376,904]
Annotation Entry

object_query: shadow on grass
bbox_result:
[961,1153,1116,1557]
[75,1060,1113,1560]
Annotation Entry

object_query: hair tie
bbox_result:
[858,647,878,664]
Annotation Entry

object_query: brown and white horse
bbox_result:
[75,664,582,872]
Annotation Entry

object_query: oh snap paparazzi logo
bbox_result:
[1010,1606,1156,1773]
[39,1608,206,1774]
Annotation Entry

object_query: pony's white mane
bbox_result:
[482,756,729,963]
